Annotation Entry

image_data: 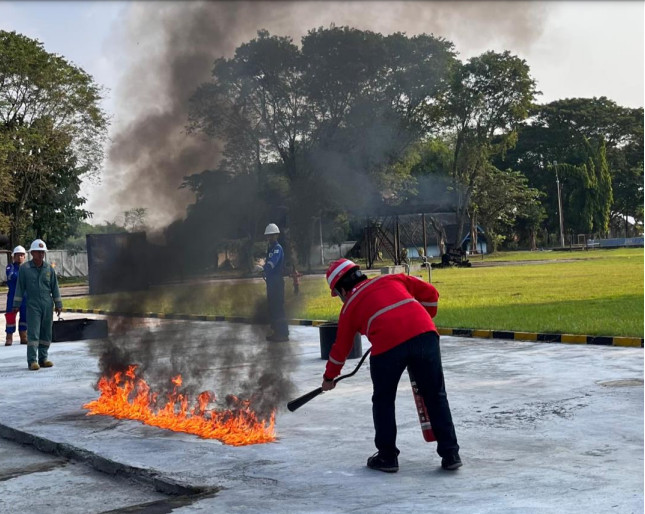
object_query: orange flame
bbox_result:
[83,366,276,446]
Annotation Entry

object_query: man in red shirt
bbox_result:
[322,259,461,473]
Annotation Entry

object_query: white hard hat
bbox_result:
[29,239,48,252]
[12,245,26,255]
[264,223,280,235]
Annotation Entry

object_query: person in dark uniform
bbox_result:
[263,224,289,342]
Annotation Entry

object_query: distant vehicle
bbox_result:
[432,244,472,269]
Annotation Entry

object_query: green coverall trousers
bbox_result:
[26,301,53,365]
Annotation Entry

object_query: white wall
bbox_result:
[1,250,88,281]
[406,242,488,258]
[309,242,357,266]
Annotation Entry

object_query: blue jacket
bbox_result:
[263,242,284,280]
[5,262,26,303]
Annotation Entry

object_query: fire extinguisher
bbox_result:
[407,368,436,442]
[290,265,302,295]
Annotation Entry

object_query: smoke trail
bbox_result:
[94,1,549,227]
[89,292,294,420]
[84,0,550,424]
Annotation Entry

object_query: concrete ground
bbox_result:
[0,437,170,514]
[0,315,642,514]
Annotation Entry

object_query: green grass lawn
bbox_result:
[65,248,644,337]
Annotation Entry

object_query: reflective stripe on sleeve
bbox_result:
[341,275,387,314]
[13,296,22,302]
[54,297,62,302]
[366,298,417,335]
[266,261,275,269]
[328,355,345,366]
[421,302,437,307]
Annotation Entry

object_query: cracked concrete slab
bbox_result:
[0,437,167,514]
[0,316,642,514]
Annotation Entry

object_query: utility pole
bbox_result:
[555,161,565,248]
[318,214,324,266]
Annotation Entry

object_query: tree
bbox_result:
[501,97,643,238]
[0,31,108,177]
[0,30,108,247]
[124,208,148,233]
[471,165,542,252]
[439,51,538,245]
[0,131,14,234]
[188,27,457,263]
[62,220,128,252]
[514,201,547,250]
[551,137,613,236]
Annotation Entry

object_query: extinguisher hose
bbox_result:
[287,347,372,412]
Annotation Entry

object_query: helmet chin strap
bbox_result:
[335,289,347,303]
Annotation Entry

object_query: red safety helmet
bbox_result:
[326,258,359,297]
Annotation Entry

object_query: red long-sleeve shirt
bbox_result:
[325,274,439,379]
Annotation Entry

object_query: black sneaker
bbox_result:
[441,453,463,470]
[367,452,399,473]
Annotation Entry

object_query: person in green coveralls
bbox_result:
[12,239,63,370]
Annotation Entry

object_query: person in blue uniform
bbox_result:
[263,223,289,342]
[5,245,27,346]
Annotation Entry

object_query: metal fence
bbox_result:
[587,237,644,248]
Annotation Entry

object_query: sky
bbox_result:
[0,1,643,225]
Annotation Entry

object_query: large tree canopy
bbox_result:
[500,97,642,237]
[0,30,108,247]
[439,50,538,244]
[187,27,458,266]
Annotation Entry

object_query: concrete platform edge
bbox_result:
[0,422,216,497]
[62,308,644,348]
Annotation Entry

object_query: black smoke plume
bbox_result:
[94,1,549,227]
[85,0,549,424]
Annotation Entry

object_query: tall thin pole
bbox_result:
[555,163,565,248]
[421,213,427,260]
[395,216,401,265]
[318,215,324,266]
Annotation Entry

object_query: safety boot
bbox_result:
[39,360,54,368]
[367,452,399,473]
[29,362,40,371]
[441,453,463,470]
[5,334,12,346]
[19,331,28,344]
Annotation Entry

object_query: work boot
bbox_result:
[19,331,28,344]
[5,334,12,346]
[441,453,463,470]
[266,334,289,342]
[29,362,40,371]
[39,360,54,368]
[367,452,399,473]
